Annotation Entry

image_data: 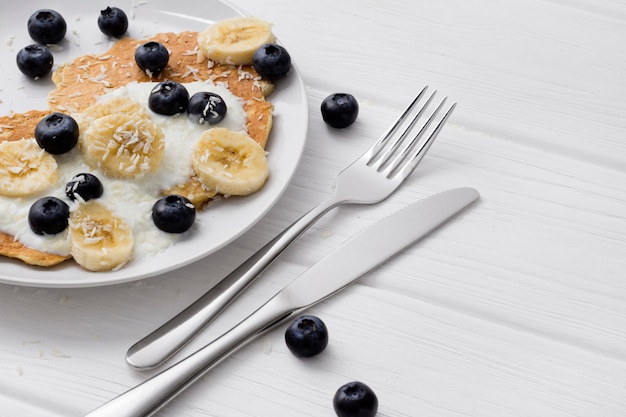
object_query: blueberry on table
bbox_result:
[28,197,70,235]
[65,173,104,202]
[187,92,227,125]
[34,112,79,155]
[253,43,291,81]
[27,9,67,45]
[333,381,379,417]
[98,7,129,38]
[284,315,329,357]
[148,81,190,115]
[16,44,53,79]
[135,41,170,76]
[152,195,196,233]
[321,93,359,129]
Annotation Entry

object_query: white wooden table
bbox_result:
[2,0,625,416]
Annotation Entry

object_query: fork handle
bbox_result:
[126,195,343,370]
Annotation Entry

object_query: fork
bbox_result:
[126,85,456,370]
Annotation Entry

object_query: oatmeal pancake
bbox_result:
[49,31,274,208]
[0,232,68,267]
[0,111,70,266]
[0,28,276,268]
[49,31,274,147]
[0,110,49,143]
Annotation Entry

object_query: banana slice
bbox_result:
[191,127,269,196]
[80,113,165,179]
[77,97,149,133]
[0,138,58,197]
[68,201,134,272]
[198,16,276,65]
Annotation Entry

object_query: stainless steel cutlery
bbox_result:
[85,187,479,417]
[126,86,456,370]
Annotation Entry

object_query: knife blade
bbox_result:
[84,187,479,417]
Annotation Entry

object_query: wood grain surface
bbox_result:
[1,0,624,416]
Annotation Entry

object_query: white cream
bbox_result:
[0,81,247,261]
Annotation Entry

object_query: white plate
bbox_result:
[0,0,308,287]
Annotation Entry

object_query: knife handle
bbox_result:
[86,294,298,417]
[126,196,342,370]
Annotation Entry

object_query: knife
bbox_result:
[84,187,479,417]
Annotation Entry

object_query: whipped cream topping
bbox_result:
[0,81,247,261]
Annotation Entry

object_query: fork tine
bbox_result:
[383,96,449,175]
[363,85,429,164]
[371,89,438,171]
[392,101,456,181]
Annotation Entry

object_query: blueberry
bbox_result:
[27,9,67,45]
[253,43,291,81]
[284,315,329,357]
[65,173,104,202]
[333,381,379,417]
[321,93,359,129]
[28,196,70,235]
[148,81,189,115]
[98,7,129,38]
[135,41,170,76]
[34,112,79,155]
[187,92,227,125]
[16,45,53,79]
[152,195,196,233]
